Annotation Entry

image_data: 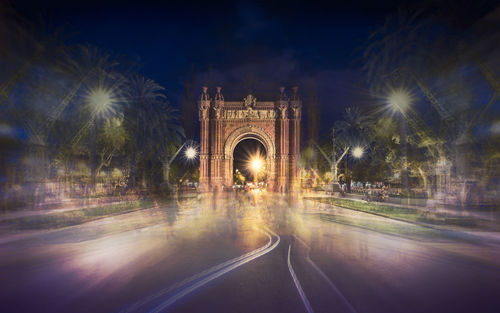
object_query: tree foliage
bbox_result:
[0,7,185,199]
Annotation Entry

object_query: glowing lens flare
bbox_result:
[249,157,264,173]
[352,146,364,159]
[86,87,118,117]
[185,147,197,159]
[387,88,413,112]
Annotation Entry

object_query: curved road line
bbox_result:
[120,226,280,313]
[294,236,357,313]
[149,227,280,313]
[287,244,315,313]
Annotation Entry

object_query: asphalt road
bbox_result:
[0,192,499,313]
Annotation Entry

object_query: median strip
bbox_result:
[304,196,479,229]
[0,199,157,230]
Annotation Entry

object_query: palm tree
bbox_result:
[334,106,372,146]
[363,6,500,199]
[333,107,372,191]
[124,75,184,190]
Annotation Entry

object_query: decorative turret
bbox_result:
[213,86,224,119]
[198,86,211,120]
[290,86,299,100]
[290,86,301,119]
[279,86,289,101]
[214,86,224,101]
[200,86,210,101]
[277,86,289,119]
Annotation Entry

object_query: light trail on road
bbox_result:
[288,244,315,313]
[294,235,357,313]
[2,193,499,313]
[121,226,280,313]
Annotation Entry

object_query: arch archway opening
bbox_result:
[233,138,267,187]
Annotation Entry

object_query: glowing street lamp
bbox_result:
[387,88,413,113]
[387,87,413,193]
[163,141,198,190]
[185,146,197,160]
[86,87,119,118]
[85,87,120,191]
[352,146,365,159]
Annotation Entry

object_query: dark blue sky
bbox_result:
[10,0,413,138]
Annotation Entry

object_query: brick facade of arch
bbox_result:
[198,87,301,192]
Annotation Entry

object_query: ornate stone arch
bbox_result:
[223,126,276,188]
[198,88,302,192]
[224,125,275,159]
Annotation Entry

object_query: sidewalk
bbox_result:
[304,190,499,221]
[303,192,500,233]
[0,195,140,222]
[0,197,161,245]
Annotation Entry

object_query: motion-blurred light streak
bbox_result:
[121,227,280,313]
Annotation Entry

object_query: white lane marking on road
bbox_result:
[148,227,280,313]
[294,236,357,313]
[121,226,280,313]
[287,244,315,313]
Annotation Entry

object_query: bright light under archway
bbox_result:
[249,157,264,173]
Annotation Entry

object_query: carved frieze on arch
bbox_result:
[224,125,276,159]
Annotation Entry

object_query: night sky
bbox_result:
[9,0,496,139]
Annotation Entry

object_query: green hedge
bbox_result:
[2,200,155,230]
[304,197,477,228]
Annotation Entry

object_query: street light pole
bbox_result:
[163,142,186,191]
[332,128,337,184]
[163,141,198,191]
[388,88,412,195]
[86,87,117,194]
[400,115,409,194]
[90,119,98,192]
[313,131,349,194]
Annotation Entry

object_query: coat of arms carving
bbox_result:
[243,94,256,108]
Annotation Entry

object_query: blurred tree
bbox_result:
[96,117,128,175]
[124,75,184,191]
[362,4,499,199]
[334,107,372,191]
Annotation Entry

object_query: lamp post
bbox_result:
[347,145,366,191]
[388,88,412,194]
[163,141,198,191]
[86,87,117,193]
[313,135,350,194]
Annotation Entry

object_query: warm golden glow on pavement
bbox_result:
[0,194,499,312]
